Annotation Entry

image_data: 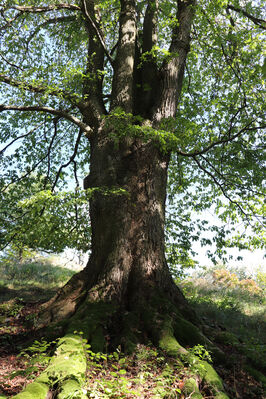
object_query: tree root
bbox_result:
[158,316,230,399]
[12,334,87,399]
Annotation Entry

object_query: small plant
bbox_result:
[0,298,24,318]
[189,344,212,363]
[9,339,55,380]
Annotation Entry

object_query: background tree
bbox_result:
[0,0,265,390]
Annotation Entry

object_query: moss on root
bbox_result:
[11,382,49,399]
[13,334,87,399]
[157,317,230,399]
[57,379,87,399]
[183,378,203,398]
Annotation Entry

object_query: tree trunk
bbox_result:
[39,127,193,341]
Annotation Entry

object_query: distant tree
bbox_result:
[0,0,265,385]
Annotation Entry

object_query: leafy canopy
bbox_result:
[0,0,265,263]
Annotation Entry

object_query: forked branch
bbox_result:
[82,0,114,66]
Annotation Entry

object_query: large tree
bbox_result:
[0,0,265,394]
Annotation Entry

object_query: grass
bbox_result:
[0,256,76,303]
[179,267,266,373]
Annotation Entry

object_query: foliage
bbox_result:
[9,339,54,380]
[0,0,264,260]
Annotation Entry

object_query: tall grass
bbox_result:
[0,256,76,302]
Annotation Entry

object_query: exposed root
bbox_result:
[38,269,89,326]
[12,334,87,399]
[157,316,230,399]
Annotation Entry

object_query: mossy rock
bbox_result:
[11,382,49,399]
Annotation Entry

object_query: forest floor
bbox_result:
[0,257,265,398]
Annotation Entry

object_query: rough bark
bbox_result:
[40,124,191,325]
[39,0,197,340]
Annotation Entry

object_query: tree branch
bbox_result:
[227,4,266,30]
[52,129,83,190]
[0,104,92,137]
[26,16,76,46]
[192,155,249,220]
[0,122,44,156]
[0,73,83,108]
[152,0,195,124]
[0,4,80,13]
[82,0,114,66]
[139,0,159,116]
[182,123,265,157]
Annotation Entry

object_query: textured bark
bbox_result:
[85,128,179,303]
[41,126,190,324]
[40,0,196,329]
[111,0,137,112]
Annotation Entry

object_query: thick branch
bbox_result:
[0,105,92,137]
[227,4,266,29]
[0,4,80,13]
[81,0,107,126]
[0,73,83,108]
[138,0,159,117]
[152,0,195,124]
[111,0,137,113]
[143,0,158,53]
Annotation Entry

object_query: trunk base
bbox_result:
[34,272,231,399]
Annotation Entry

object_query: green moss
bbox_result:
[158,318,187,357]
[213,394,231,399]
[200,361,229,399]
[90,325,106,352]
[183,378,203,398]
[16,334,87,398]
[11,382,49,399]
[174,316,205,347]
[67,301,115,343]
[41,334,87,384]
